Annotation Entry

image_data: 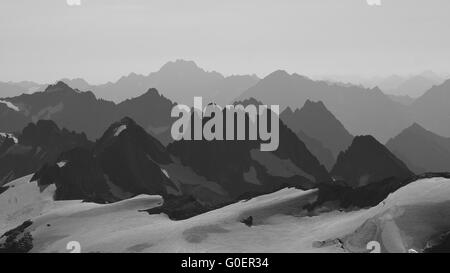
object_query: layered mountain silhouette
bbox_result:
[0,82,175,144]
[410,79,450,138]
[387,94,415,106]
[0,120,92,186]
[1,82,116,139]
[387,123,450,174]
[330,71,444,98]
[388,74,442,98]
[0,82,27,98]
[237,70,410,142]
[280,100,353,158]
[28,115,331,207]
[64,60,259,105]
[116,88,176,145]
[331,135,413,187]
[4,62,449,145]
[33,117,176,202]
[168,98,330,198]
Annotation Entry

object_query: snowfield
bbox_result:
[0,100,20,112]
[0,175,449,253]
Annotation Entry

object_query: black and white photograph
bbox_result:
[1,0,450,259]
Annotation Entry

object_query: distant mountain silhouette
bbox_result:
[0,82,27,98]
[388,74,443,98]
[280,100,353,158]
[116,88,176,145]
[371,75,406,91]
[410,79,450,138]
[0,82,176,144]
[59,78,91,91]
[388,94,415,106]
[238,70,410,142]
[386,123,450,173]
[2,81,117,140]
[331,135,413,187]
[0,120,92,186]
[280,106,335,170]
[68,60,259,104]
[331,71,444,97]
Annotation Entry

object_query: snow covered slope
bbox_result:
[1,176,449,253]
[335,177,450,253]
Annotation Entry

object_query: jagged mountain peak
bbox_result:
[332,135,412,187]
[302,99,328,111]
[386,122,450,174]
[100,117,140,140]
[158,59,220,77]
[44,81,75,93]
[280,99,353,158]
[96,117,171,164]
[19,119,90,148]
[263,70,292,81]
[348,135,383,149]
[234,97,263,106]
[405,122,427,133]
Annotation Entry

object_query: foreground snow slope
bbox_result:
[337,177,450,252]
[1,176,449,253]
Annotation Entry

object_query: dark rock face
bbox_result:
[33,148,114,202]
[240,216,253,227]
[94,117,173,196]
[32,117,176,203]
[386,123,450,174]
[0,220,33,253]
[331,135,413,187]
[143,195,223,221]
[168,100,330,199]
[0,120,92,186]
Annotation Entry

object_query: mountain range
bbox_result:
[387,123,450,174]
[1,68,449,185]
[238,70,450,145]
[323,71,445,98]
[57,60,260,105]
[3,61,450,146]
[331,135,413,188]
[0,81,175,144]
[238,70,410,143]
[281,100,353,158]
[0,120,91,186]
[1,68,449,253]
[26,113,331,209]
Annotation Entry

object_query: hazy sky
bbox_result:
[1,0,450,84]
